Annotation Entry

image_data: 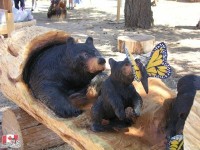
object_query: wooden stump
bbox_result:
[117,35,155,54]
[2,107,65,150]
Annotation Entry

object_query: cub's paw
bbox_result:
[54,107,83,118]
[110,118,133,129]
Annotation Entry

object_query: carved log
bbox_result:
[117,35,155,54]
[2,107,65,150]
[14,19,37,30]
[183,91,200,150]
[0,26,178,149]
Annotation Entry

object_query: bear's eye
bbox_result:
[82,53,88,59]
[125,63,130,66]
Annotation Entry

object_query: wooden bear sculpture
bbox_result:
[0,26,106,119]
[91,58,143,132]
[25,36,106,118]
[1,26,199,150]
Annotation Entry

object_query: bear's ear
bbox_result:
[66,37,75,45]
[124,57,129,62]
[85,37,94,46]
[109,58,116,68]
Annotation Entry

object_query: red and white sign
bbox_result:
[2,134,18,145]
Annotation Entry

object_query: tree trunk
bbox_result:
[124,0,153,29]
[196,20,200,29]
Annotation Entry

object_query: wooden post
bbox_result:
[0,0,14,37]
[6,13,14,36]
[5,0,12,12]
[0,0,13,12]
[2,107,65,150]
[117,35,155,54]
[116,0,121,23]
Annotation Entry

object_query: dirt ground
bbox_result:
[0,0,199,149]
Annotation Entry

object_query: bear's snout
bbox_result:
[86,57,106,73]
[98,58,106,65]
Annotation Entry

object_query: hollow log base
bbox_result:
[2,107,65,150]
[0,26,178,149]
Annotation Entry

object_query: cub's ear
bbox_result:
[109,58,116,68]
[124,57,130,62]
[66,37,75,45]
[85,37,94,45]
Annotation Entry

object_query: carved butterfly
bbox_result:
[125,42,171,81]
[168,134,184,150]
[124,42,172,93]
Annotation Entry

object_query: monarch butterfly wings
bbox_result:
[167,134,184,150]
[145,42,171,79]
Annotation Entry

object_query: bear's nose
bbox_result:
[98,58,106,65]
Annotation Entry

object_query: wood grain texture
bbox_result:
[183,91,200,150]
[117,35,155,54]
[2,107,64,150]
[14,20,37,30]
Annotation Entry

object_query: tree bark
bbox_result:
[196,20,200,29]
[124,0,153,29]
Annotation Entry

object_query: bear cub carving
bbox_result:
[91,58,143,132]
[26,37,106,118]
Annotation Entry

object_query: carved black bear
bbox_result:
[166,74,200,138]
[25,37,106,118]
[91,58,143,132]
